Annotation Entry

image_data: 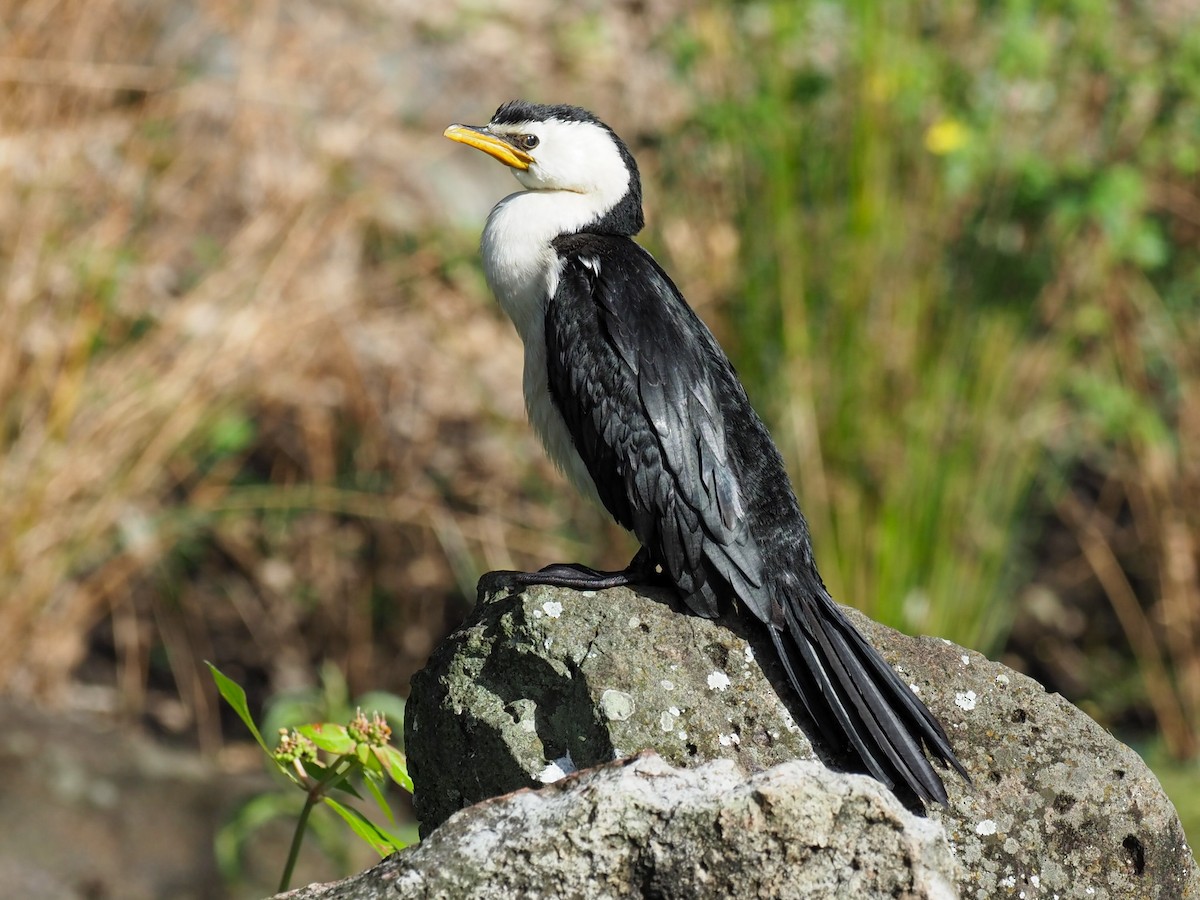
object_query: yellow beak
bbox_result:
[444,124,533,171]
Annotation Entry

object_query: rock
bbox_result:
[275,752,960,900]
[404,582,816,836]
[401,583,1198,900]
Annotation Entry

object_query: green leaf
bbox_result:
[298,723,357,755]
[361,771,395,824]
[208,411,257,456]
[377,746,414,793]
[1127,219,1168,269]
[328,778,365,801]
[314,757,366,801]
[322,798,407,856]
[359,746,384,776]
[299,758,331,782]
[206,662,269,753]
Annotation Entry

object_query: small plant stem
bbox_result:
[277,754,356,893]
[279,791,318,894]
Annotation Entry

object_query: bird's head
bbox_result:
[444,100,644,236]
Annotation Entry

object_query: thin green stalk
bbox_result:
[279,792,317,893]
[278,754,356,893]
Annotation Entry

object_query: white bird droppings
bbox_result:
[955,690,978,711]
[542,600,563,619]
[537,762,564,783]
[537,752,576,784]
[707,671,732,691]
[975,819,997,836]
[961,654,970,665]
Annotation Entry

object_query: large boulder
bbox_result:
[401,583,1198,899]
[276,752,959,900]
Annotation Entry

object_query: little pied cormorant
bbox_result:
[444,100,968,807]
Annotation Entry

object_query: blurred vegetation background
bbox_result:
[1,0,1198,884]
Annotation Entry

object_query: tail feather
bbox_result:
[829,609,970,782]
[789,601,946,803]
[772,586,968,807]
[768,625,889,784]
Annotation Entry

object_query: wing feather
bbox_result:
[545,235,763,618]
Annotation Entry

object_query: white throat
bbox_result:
[480,187,620,341]
[480,187,623,509]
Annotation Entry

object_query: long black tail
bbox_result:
[768,584,969,807]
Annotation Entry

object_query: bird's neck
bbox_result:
[481,189,613,342]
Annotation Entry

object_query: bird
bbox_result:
[444,100,968,807]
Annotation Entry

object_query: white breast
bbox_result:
[481,190,606,508]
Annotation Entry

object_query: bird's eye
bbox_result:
[519,134,539,150]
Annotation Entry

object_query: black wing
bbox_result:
[545,234,765,620]
[544,233,967,807]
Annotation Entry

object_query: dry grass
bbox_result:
[0,0,694,736]
[1050,262,1200,760]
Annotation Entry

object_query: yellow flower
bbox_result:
[924,117,970,155]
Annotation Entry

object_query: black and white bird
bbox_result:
[444,100,967,807]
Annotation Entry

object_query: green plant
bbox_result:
[666,3,1062,654]
[261,660,409,744]
[206,663,414,893]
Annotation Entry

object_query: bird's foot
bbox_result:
[478,548,664,598]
